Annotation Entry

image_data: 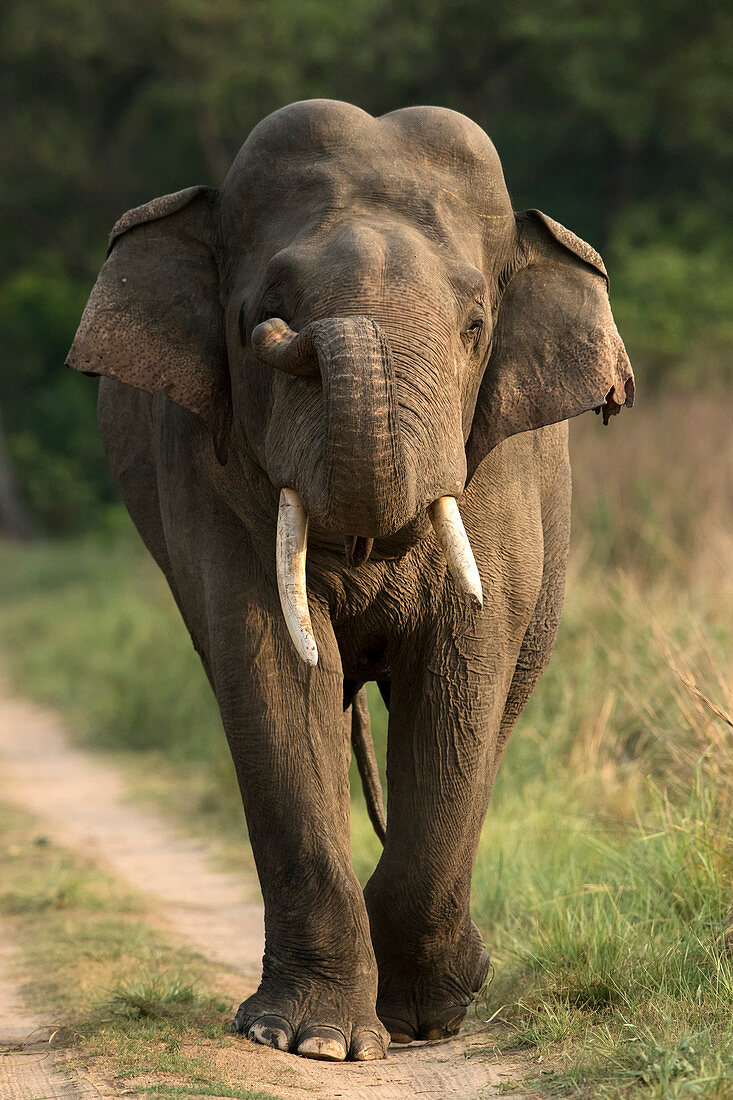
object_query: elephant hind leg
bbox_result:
[377,679,391,709]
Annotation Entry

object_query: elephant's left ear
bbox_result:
[465,210,634,484]
[66,186,231,461]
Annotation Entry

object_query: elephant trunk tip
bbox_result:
[252,318,320,378]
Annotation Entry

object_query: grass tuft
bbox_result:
[105,973,217,1021]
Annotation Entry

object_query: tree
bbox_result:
[0,404,34,540]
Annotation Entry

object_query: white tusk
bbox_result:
[276,488,319,665]
[429,496,483,609]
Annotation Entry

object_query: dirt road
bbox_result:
[0,684,529,1100]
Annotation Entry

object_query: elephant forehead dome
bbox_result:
[240,99,378,159]
[237,99,503,167]
[221,99,512,243]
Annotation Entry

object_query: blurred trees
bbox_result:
[1,0,731,532]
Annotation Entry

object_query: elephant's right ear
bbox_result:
[66,186,231,461]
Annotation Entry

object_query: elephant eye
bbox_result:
[261,288,291,325]
[461,311,485,348]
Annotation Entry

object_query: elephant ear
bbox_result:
[465,210,634,484]
[66,186,231,462]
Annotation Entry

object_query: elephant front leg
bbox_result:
[218,609,388,1062]
[364,644,510,1043]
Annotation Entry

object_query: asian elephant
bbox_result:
[66,99,634,1063]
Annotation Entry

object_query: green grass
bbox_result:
[0,393,732,1097]
[471,774,733,1096]
[105,974,209,1021]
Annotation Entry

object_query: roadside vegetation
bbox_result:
[0,801,282,1100]
[0,392,732,1097]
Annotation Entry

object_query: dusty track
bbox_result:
[0,684,529,1099]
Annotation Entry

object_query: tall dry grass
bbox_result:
[567,392,732,797]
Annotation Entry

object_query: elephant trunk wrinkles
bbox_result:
[318,316,409,537]
[255,315,411,537]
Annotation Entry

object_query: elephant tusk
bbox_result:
[429,496,483,609]
[276,488,319,666]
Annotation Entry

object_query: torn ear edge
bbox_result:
[66,185,232,466]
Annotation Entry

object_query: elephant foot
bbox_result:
[234,977,389,1061]
[373,920,491,1045]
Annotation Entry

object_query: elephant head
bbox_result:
[67,100,634,663]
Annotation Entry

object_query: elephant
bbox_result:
[66,99,634,1063]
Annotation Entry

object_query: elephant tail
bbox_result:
[351,687,386,844]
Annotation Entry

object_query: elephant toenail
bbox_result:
[353,1042,383,1060]
[247,1015,294,1051]
[352,1029,386,1060]
[297,1025,347,1061]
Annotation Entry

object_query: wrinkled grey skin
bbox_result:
[67,100,634,1062]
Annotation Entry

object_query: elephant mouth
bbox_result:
[276,488,482,666]
[344,535,375,568]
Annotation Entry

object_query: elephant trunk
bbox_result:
[254,314,412,536]
[319,316,410,537]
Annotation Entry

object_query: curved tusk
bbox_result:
[429,496,483,609]
[276,488,318,665]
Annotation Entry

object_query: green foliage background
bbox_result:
[1,0,731,530]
